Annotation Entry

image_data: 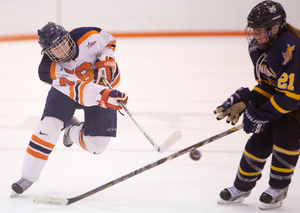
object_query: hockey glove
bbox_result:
[97,89,128,110]
[214,87,252,125]
[94,55,116,85]
[243,105,270,134]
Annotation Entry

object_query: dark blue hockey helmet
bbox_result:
[245,1,286,50]
[37,22,76,63]
[247,1,286,30]
[38,22,67,50]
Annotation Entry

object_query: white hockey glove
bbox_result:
[97,89,128,110]
[94,55,116,85]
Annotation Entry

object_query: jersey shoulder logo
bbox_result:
[282,44,295,65]
[87,41,97,49]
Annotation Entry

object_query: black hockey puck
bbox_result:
[189,150,201,161]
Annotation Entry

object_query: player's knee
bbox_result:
[85,136,111,154]
[34,116,64,143]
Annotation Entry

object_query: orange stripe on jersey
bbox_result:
[69,84,75,100]
[79,82,87,105]
[69,80,81,101]
[26,147,49,160]
[50,62,57,80]
[106,39,116,51]
[64,67,73,74]
[31,134,55,149]
[77,30,99,46]
[111,73,120,88]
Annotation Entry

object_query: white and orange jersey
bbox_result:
[38,27,121,107]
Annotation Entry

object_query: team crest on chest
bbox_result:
[256,53,276,78]
[258,64,276,78]
[282,44,295,65]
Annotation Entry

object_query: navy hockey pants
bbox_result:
[234,114,300,191]
[42,87,117,137]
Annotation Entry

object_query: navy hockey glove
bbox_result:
[214,87,252,125]
[97,89,128,110]
[243,105,270,134]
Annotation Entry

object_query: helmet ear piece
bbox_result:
[272,24,279,34]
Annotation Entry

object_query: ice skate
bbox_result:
[63,117,82,148]
[259,186,288,210]
[217,186,251,204]
[11,178,33,197]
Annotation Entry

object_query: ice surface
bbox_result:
[1,37,299,212]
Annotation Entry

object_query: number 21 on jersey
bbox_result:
[278,73,295,91]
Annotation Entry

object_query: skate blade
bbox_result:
[10,191,19,197]
[259,200,283,210]
[217,197,246,205]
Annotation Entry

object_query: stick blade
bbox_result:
[34,195,69,206]
[159,130,182,153]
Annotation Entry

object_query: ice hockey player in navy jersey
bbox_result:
[11,22,128,196]
[214,1,300,210]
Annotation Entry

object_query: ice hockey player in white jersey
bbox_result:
[11,22,128,196]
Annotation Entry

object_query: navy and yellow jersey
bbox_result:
[248,29,300,119]
[38,27,120,107]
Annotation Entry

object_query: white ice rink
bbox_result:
[1,36,299,212]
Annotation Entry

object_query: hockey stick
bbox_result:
[34,124,243,206]
[102,77,181,153]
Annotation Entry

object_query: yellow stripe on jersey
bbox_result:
[270,97,291,114]
[253,87,272,99]
[275,88,300,100]
[273,145,300,156]
[50,62,57,80]
[244,150,268,162]
[256,79,275,86]
[271,165,295,173]
[238,165,261,176]
[77,30,99,46]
